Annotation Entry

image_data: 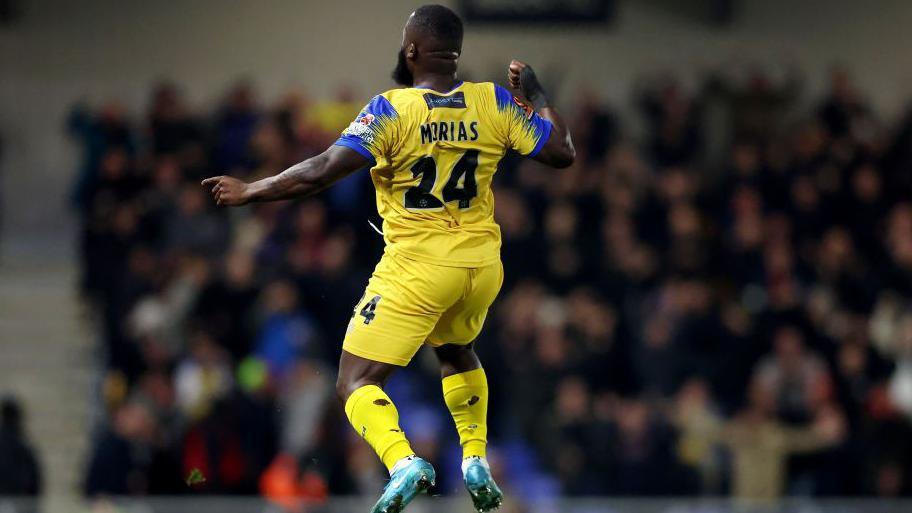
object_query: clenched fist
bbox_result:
[507,59,527,91]
[201,175,252,206]
[507,59,548,110]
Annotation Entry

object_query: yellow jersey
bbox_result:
[335,81,552,267]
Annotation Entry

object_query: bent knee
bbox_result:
[434,343,480,376]
[336,376,382,404]
[434,342,475,359]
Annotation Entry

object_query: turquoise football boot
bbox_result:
[463,457,504,512]
[370,457,436,513]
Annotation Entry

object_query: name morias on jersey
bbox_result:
[343,92,480,147]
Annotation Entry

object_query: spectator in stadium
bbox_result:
[0,397,42,496]
[753,325,830,423]
[717,377,846,499]
[213,80,260,172]
[147,82,204,158]
[85,402,162,496]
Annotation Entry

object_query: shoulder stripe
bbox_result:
[336,94,399,163]
[492,83,552,157]
[494,83,515,111]
[364,94,398,119]
[527,120,552,158]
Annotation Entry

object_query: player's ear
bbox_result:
[406,43,417,60]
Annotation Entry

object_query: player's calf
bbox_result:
[435,355,503,512]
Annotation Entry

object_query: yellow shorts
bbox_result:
[342,251,504,366]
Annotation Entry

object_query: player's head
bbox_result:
[392,4,464,86]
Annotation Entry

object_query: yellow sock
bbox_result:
[344,385,415,472]
[442,367,488,459]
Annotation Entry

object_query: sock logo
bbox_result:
[373,398,391,406]
[468,396,480,406]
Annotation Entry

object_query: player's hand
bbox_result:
[507,59,527,90]
[201,175,252,206]
[507,59,549,110]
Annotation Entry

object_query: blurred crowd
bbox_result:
[68,66,912,504]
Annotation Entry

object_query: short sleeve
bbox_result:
[493,84,553,157]
[334,95,399,164]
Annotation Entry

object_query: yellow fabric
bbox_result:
[343,253,503,366]
[442,368,489,459]
[344,385,414,471]
[338,81,551,267]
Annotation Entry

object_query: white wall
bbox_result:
[2,0,912,239]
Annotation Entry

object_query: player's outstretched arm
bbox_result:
[201,145,370,206]
[508,60,576,168]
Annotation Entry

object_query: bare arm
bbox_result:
[535,105,575,168]
[201,144,370,206]
[507,60,576,168]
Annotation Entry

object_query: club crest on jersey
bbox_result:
[343,113,377,144]
[512,96,534,120]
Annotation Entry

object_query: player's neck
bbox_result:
[412,73,460,93]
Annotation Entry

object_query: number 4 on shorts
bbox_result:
[360,295,381,325]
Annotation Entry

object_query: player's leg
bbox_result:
[336,350,415,472]
[338,350,436,513]
[341,254,463,512]
[428,262,504,512]
[434,343,502,512]
[434,342,487,459]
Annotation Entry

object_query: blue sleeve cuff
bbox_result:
[334,137,377,166]
[526,118,553,158]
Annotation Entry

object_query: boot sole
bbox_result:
[375,473,435,513]
[468,484,503,512]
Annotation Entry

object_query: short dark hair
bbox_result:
[412,4,463,48]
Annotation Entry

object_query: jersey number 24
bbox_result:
[405,150,479,210]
